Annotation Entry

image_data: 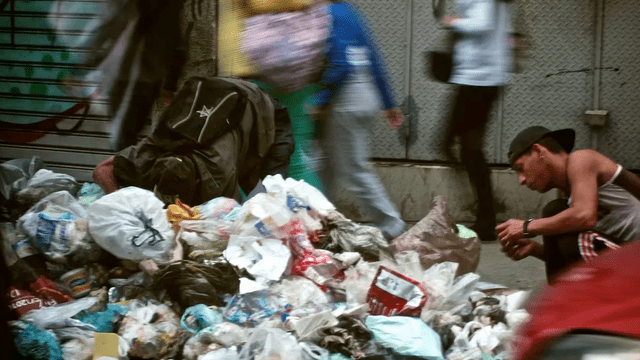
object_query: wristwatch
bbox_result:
[523,218,534,238]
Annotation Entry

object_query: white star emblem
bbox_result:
[196,105,214,118]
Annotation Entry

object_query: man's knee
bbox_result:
[542,198,569,218]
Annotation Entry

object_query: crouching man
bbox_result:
[496,126,640,284]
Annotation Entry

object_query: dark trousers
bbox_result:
[542,199,583,284]
[445,85,499,237]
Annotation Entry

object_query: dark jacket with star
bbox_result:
[112,76,294,206]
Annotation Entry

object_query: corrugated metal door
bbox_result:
[356,0,640,169]
[598,0,640,169]
[500,0,596,163]
[0,0,112,181]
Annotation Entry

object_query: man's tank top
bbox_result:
[590,165,640,242]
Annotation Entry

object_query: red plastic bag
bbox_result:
[366,266,427,317]
[279,219,342,287]
[7,275,72,318]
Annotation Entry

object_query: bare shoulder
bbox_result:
[568,149,618,184]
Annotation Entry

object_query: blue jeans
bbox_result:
[318,106,405,240]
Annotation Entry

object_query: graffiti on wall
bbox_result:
[0,0,106,143]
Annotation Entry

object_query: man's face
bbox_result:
[513,147,553,193]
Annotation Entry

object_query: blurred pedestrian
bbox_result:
[440,0,512,241]
[497,126,640,284]
[307,0,405,240]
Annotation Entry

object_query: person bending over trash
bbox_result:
[93,76,295,206]
[496,126,640,284]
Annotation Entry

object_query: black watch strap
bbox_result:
[523,218,534,238]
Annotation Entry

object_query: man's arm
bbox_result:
[526,152,600,236]
[497,151,600,243]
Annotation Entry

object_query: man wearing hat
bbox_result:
[496,126,640,283]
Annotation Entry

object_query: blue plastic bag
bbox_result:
[365,316,444,360]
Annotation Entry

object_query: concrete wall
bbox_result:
[334,163,558,225]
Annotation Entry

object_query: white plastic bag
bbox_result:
[232,192,294,238]
[262,175,335,217]
[234,175,330,238]
[18,190,95,262]
[199,346,240,360]
[238,327,304,360]
[21,296,98,330]
[88,187,175,262]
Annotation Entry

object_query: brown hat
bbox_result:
[508,126,575,167]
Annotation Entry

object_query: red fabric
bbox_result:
[513,240,640,360]
[93,156,119,193]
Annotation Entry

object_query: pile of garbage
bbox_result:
[1,157,532,360]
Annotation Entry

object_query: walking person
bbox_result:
[307,0,406,240]
[440,0,512,241]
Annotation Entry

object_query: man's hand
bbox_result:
[496,218,525,244]
[497,219,545,261]
[501,238,540,261]
[442,15,461,28]
[385,108,404,129]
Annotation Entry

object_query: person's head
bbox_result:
[508,126,575,193]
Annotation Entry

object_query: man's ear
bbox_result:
[530,143,545,157]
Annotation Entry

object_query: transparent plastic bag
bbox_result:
[270,276,330,309]
[180,304,223,334]
[238,327,304,360]
[18,191,98,263]
[391,197,481,277]
[178,219,232,260]
[16,169,79,206]
[61,331,129,360]
[117,299,184,359]
[223,289,289,325]
[341,260,381,307]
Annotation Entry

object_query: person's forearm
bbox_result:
[527,207,596,237]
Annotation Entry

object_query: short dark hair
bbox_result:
[523,136,565,156]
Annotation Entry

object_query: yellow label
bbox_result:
[93,333,120,359]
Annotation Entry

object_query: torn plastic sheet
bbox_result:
[223,235,291,287]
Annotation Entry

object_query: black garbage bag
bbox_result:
[319,316,372,359]
[152,260,240,310]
